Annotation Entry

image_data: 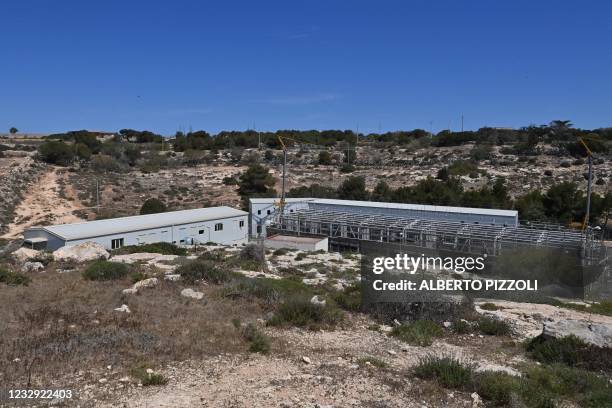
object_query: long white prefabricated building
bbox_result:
[249,197,519,238]
[23,206,249,251]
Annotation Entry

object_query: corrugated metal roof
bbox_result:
[40,206,247,240]
[311,199,518,217]
[249,198,315,204]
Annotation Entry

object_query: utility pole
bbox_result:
[96,179,100,209]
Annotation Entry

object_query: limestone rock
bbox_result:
[542,319,612,348]
[132,278,158,290]
[53,242,109,263]
[181,288,204,300]
[21,261,44,273]
[11,247,41,263]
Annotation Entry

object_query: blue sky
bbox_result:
[1,1,611,135]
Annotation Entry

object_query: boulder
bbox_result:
[21,261,44,273]
[11,247,41,263]
[114,304,131,313]
[164,274,181,281]
[310,295,326,306]
[132,278,158,290]
[53,242,109,263]
[122,288,138,295]
[181,288,204,300]
[542,320,612,348]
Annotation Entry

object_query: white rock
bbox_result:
[11,247,41,263]
[53,242,109,263]
[132,278,158,290]
[471,392,483,407]
[181,288,204,300]
[164,274,181,281]
[302,356,312,364]
[119,376,130,383]
[22,261,44,273]
[543,320,612,348]
[122,288,138,295]
[387,350,397,356]
[443,321,452,328]
[310,295,326,306]
[114,304,131,313]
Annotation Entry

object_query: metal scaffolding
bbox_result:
[272,208,605,262]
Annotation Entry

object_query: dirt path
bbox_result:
[1,167,90,239]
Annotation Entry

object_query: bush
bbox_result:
[243,323,271,354]
[473,371,520,405]
[116,242,187,256]
[526,335,612,371]
[0,267,31,286]
[268,297,343,329]
[391,320,443,346]
[37,140,74,165]
[140,198,167,215]
[478,316,511,336]
[224,277,310,305]
[82,261,129,281]
[222,176,238,185]
[272,248,289,256]
[239,243,265,263]
[479,302,500,311]
[414,356,473,388]
[177,260,236,284]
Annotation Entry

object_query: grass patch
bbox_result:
[562,300,612,317]
[114,242,187,256]
[0,266,31,286]
[224,276,312,304]
[414,356,473,388]
[129,364,168,386]
[390,320,443,347]
[479,302,501,311]
[177,260,237,284]
[82,261,129,281]
[268,297,344,329]
[272,248,289,256]
[357,355,388,368]
[478,316,511,336]
[129,270,147,284]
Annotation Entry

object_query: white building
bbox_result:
[24,206,248,251]
[249,197,518,238]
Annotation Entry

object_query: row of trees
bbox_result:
[235,164,610,226]
[286,176,611,226]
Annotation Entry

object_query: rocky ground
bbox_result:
[1,243,611,407]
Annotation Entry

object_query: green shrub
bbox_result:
[391,320,443,346]
[140,198,167,215]
[198,250,226,262]
[473,371,521,405]
[331,283,361,312]
[129,365,168,386]
[243,323,271,354]
[116,242,187,256]
[129,270,147,284]
[479,302,500,311]
[414,356,473,388]
[0,267,31,286]
[527,335,585,365]
[294,252,307,261]
[452,319,472,334]
[82,261,129,281]
[177,260,236,284]
[478,316,511,336]
[268,297,343,329]
[272,248,289,256]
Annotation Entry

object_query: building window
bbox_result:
[199,230,204,234]
[111,238,124,249]
[239,220,244,228]
[256,225,262,234]
[215,223,223,231]
[257,210,261,215]
[180,239,185,244]
[267,210,271,215]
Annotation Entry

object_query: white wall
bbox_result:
[264,237,328,252]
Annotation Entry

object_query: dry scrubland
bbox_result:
[1,244,611,407]
[0,140,611,407]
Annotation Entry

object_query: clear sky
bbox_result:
[1,0,611,135]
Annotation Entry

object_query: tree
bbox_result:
[9,127,18,135]
[140,198,167,215]
[37,141,75,166]
[237,164,276,210]
[370,181,392,202]
[337,176,368,201]
[542,182,583,223]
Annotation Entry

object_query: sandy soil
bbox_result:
[1,167,89,238]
